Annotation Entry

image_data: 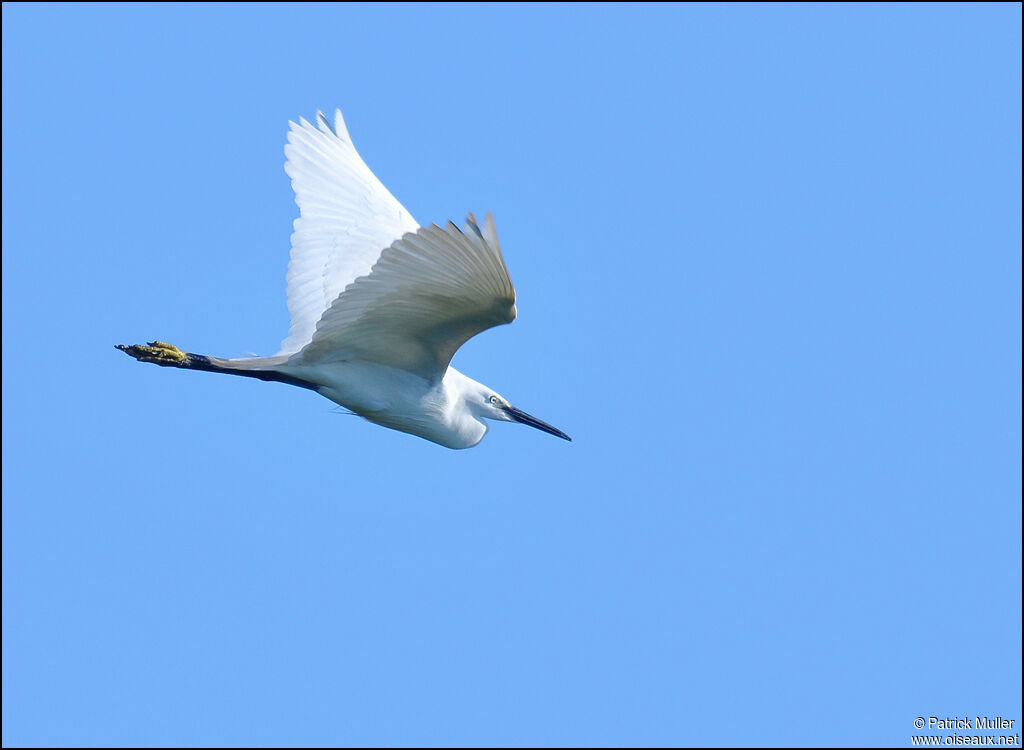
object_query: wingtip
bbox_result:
[287,108,355,150]
[332,108,352,143]
[464,212,483,238]
[316,109,335,135]
[481,212,500,251]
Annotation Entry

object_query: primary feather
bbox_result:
[280,109,419,355]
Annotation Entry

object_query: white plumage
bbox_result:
[118,109,570,449]
[280,110,420,356]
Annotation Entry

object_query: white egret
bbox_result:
[118,109,570,449]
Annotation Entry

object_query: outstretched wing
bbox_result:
[296,213,516,382]
[279,109,419,356]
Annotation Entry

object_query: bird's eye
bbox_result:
[489,395,499,405]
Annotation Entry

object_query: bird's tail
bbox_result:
[116,341,319,391]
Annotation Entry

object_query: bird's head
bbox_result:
[465,382,571,442]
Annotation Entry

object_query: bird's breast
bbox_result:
[284,360,484,448]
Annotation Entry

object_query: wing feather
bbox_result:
[296,213,516,381]
[278,109,419,355]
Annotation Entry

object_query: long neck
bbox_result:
[441,368,489,448]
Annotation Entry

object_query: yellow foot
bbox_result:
[116,340,188,365]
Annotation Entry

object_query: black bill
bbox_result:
[504,405,572,441]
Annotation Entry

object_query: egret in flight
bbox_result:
[118,109,570,449]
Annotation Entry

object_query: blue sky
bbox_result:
[2,3,1020,747]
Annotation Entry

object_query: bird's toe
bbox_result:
[117,341,188,365]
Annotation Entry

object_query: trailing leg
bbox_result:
[116,341,319,391]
